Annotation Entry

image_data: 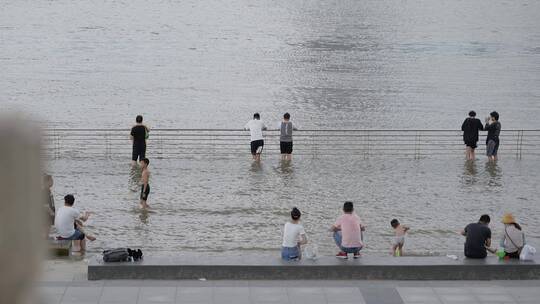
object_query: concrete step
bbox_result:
[48,238,72,257]
[87,254,540,280]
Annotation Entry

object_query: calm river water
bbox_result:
[1,0,540,256]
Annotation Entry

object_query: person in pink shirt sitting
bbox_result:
[330,201,365,259]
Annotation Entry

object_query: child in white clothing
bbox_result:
[281,208,308,260]
[391,219,409,256]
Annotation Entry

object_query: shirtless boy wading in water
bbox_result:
[140,158,150,209]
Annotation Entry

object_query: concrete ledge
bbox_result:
[48,239,72,257]
[88,255,540,280]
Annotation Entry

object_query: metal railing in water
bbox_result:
[43,129,540,159]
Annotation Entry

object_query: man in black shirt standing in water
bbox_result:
[130,115,149,166]
[461,111,484,161]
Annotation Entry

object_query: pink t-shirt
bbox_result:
[335,213,363,248]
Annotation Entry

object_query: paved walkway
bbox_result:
[37,260,540,304]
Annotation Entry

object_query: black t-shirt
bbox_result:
[461,117,483,143]
[464,223,491,258]
[131,125,147,145]
[485,121,501,143]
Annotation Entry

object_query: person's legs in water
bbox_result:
[493,141,499,161]
[138,144,146,165]
[131,147,139,166]
[255,141,264,162]
[250,141,258,161]
[140,184,150,209]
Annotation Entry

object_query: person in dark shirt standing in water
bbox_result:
[461,214,492,259]
[279,113,298,161]
[461,111,484,161]
[130,115,149,166]
[485,111,501,162]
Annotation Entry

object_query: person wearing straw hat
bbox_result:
[500,213,525,259]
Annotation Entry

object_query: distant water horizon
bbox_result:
[1,0,540,130]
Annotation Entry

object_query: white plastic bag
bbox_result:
[303,244,319,260]
[520,244,536,261]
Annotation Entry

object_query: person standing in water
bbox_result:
[279,113,298,161]
[485,111,501,162]
[461,111,483,161]
[244,113,267,162]
[130,115,149,166]
[139,158,151,209]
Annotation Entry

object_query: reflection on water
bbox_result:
[485,161,503,188]
[47,157,540,256]
[461,160,478,185]
[278,159,294,174]
[138,209,150,224]
[249,161,263,173]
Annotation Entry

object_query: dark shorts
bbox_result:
[132,143,146,161]
[505,251,520,259]
[140,184,150,201]
[464,140,477,149]
[64,229,85,241]
[280,141,293,154]
[250,140,264,155]
[486,139,499,157]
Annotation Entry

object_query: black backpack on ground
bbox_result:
[103,248,143,262]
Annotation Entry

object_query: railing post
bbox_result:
[159,133,164,159]
[55,131,60,160]
[105,132,109,159]
[365,131,370,160]
[519,130,524,160]
[414,131,420,160]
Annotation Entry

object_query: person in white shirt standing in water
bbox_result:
[244,113,267,162]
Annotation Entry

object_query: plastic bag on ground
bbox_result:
[520,244,536,261]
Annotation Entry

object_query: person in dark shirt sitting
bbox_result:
[461,111,484,161]
[130,115,149,166]
[461,214,492,259]
[484,111,501,162]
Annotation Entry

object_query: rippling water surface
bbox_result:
[1,0,540,129]
[2,0,540,256]
[48,156,540,256]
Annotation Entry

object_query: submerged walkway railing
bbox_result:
[43,129,540,159]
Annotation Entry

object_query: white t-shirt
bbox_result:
[54,206,80,238]
[502,225,525,253]
[282,222,306,247]
[244,119,267,142]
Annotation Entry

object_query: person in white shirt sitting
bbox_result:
[281,207,308,261]
[54,194,95,252]
[244,113,267,162]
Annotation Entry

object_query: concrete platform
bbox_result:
[48,239,72,257]
[87,255,540,281]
